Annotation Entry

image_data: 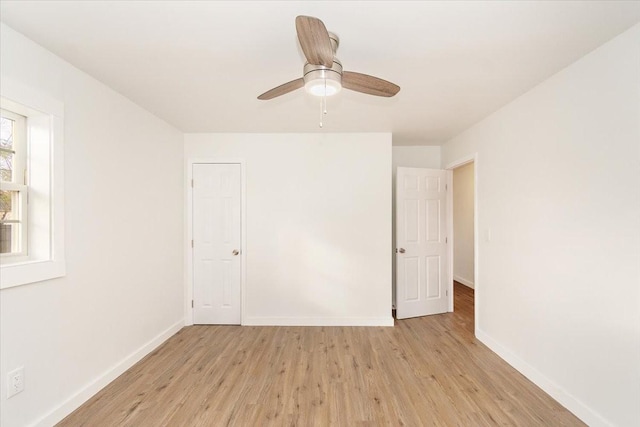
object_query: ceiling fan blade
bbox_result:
[295,16,334,67]
[257,78,304,100]
[342,71,400,97]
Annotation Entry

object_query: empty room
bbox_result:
[0,1,639,426]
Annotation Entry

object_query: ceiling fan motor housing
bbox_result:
[303,58,343,83]
[303,32,342,95]
[328,32,339,53]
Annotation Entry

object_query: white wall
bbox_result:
[0,24,184,427]
[453,162,474,288]
[391,146,441,305]
[185,133,392,326]
[442,24,640,427]
[392,146,441,171]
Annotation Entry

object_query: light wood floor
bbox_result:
[58,283,583,426]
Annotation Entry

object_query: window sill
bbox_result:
[0,258,66,289]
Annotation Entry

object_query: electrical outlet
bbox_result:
[7,367,24,398]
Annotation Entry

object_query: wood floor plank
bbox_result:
[57,283,584,426]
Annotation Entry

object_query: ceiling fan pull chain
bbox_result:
[319,96,323,128]
[323,79,328,115]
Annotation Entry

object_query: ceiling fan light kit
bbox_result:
[303,59,342,97]
[257,16,400,126]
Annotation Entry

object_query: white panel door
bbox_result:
[192,163,241,324]
[396,167,448,319]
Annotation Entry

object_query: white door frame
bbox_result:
[445,153,479,335]
[185,158,247,326]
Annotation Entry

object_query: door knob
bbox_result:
[232,249,240,256]
[398,248,406,254]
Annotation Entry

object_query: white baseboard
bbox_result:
[31,319,184,427]
[475,328,610,427]
[243,316,394,327]
[453,275,474,288]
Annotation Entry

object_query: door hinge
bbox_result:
[191,179,194,188]
[191,240,194,248]
[446,290,448,296]
[445,184,448,191]
[445,237,448,244]
[191,300,194,308]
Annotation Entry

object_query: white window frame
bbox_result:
[1,108,29,258]
[0,78,65,289]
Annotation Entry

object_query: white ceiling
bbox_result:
[1,1,639,145]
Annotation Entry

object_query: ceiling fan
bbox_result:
[257,16,400,100]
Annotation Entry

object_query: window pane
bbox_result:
[0,150,13,181]
[1,116,14,183]
[0,223,19,254]
[0,190,21,254]
[0,189,18,220]
[0,116,13,150]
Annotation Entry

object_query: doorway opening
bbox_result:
[446,155,477,334]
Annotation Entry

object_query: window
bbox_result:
[1,109,28,257]
[0,78,65,289]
